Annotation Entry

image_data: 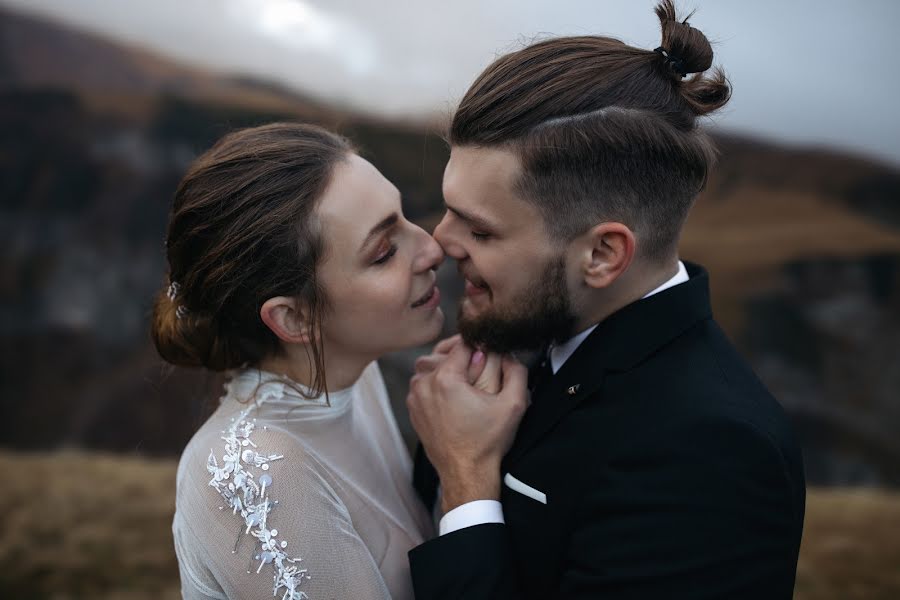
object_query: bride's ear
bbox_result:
[260,296,315,345]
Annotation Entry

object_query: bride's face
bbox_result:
[314,153,445,356]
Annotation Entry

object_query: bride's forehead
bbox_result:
[318,156,398,216]
[333,154,395,195]
[314,155,401,248]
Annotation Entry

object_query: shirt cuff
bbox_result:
[438,500,504,536]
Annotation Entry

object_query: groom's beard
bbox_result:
[457,256,577,354]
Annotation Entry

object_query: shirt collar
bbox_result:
[549,260,689,374]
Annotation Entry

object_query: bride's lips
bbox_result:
[411,284,441,309]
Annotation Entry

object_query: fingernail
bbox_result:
[471,350,485,365]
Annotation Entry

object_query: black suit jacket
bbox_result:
[409,263,805,599]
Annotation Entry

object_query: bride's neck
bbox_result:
[257,342,372,392]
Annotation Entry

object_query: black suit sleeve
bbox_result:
[409,416,802,600]
[409,523,519,599]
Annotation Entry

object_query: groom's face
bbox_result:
[434,146,577,353]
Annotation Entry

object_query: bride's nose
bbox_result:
[413,227,444,273]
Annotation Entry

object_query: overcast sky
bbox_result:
[4,0,900,165]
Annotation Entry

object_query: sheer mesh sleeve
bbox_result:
[174,407,392,600]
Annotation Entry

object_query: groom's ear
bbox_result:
[260,296,315,345]
[579,222,635,289]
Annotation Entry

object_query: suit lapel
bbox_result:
[503,363,602,470]
[502,262,713,471]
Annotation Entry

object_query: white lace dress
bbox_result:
[172,361,433,600]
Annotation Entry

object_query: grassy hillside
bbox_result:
[1,451,898,599]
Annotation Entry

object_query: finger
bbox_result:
[414,354,443,375]
[473,352,502,394]
[434,334,462,356]
[499,356,528,403]
[466,349,486,384]
[441,339,474,378]
[405,393,423,434]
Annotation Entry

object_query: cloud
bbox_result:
[227,0,377,75]
[2,0,899,163]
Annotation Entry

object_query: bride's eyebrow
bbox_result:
[359,213,399,252]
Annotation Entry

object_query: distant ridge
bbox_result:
[0,5,338,121]
[1,2,899,488]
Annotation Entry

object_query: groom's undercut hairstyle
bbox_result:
[450,0,731,262]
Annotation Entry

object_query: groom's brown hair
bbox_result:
[450,0,730,261]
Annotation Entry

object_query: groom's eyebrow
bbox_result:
[444,203,497,231]
[360,213,399,251]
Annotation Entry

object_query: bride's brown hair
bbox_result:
[151,123,353,395]
[450,0,731,261]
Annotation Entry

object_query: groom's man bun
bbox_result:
[450,0,731,262]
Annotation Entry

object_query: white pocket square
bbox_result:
[504,473,547,504]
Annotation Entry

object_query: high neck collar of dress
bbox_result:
[226,368,357,414]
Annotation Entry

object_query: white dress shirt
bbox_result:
[439,261,690,536]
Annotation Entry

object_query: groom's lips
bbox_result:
[464,278,489,298]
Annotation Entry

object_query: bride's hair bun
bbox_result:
[151,284,238,370]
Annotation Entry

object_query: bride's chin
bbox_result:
[413,308,445,346]
[377,308,445,354]
[425,307,445,336]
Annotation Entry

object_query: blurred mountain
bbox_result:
[680,143,900,486]
[1,6,898,485]
[0,5,341,121]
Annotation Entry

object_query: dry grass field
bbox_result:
[1,450,899,599]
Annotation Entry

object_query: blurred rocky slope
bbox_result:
[1,7,899,485]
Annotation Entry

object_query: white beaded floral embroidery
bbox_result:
[208,405,312,600]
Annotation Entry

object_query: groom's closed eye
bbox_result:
[444,203,498,240]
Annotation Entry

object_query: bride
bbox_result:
[151,122,492,599]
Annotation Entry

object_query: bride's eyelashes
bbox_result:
[372,241,398,265]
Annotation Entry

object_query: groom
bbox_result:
[405,5,805,599]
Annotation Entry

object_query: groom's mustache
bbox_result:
[457,264,489,290]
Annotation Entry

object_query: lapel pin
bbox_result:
[567,384,580,395]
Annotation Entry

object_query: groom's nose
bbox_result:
[433,212,467,260]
